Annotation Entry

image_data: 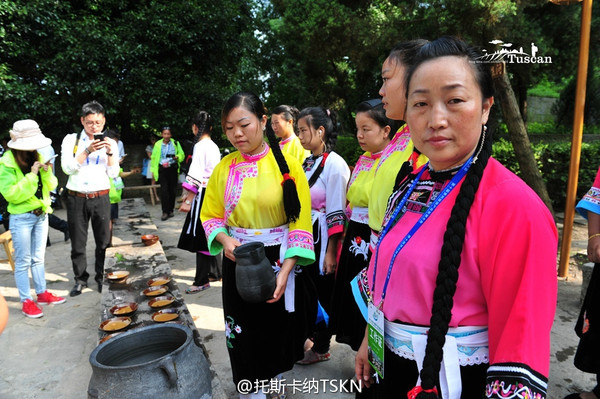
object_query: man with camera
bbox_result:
[150,126,184,221]
[60,101,119,297]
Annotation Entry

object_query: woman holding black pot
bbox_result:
[201,92,316,399]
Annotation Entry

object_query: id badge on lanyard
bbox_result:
[113,177,124,190]
[366,157,473,383]
[368,301,385,379]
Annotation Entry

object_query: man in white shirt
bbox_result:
[61,101,119,297]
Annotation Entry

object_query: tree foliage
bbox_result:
[257,0,598,136]
[0,0,256,144]
[1,0,597,148]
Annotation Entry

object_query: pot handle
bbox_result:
[158,357,177,388]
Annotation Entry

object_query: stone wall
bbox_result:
[528,95,557,123]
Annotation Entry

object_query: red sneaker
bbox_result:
[37,291,66,305]
[22,299,43,318]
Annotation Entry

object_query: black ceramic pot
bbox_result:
[88,324,211,399]
[233,241,277,303]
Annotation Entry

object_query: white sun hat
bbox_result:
[7,119,52,151]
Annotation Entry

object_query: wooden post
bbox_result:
[558,0,593,278]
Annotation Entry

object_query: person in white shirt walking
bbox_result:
[177,110,221,292]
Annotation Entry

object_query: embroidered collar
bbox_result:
[428,163,463,182]
[371,150,383,160]
[279,136,294,146]
[241,142,270,162]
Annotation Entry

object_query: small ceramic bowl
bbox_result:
[142,285,168,297]
[148,295,175,308]
[152,308,180,323]
[106,270,130,281]
[109,302,138,317]
[99,316,132,332]
[141,234,159,246]
[147,275,171,287]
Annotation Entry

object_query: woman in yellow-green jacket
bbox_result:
[150,127,184,220]
[0,120,66,319]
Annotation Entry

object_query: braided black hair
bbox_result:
[265,122,301,223]
[404,36,496,398]
[191,110,213,145]
[297,107,340,152]
[221,92,301,223]
[416,131,492,398]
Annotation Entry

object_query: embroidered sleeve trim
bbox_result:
[287,229,314,251]
[326,210,346,234]
[285,246,316,266]
[202,219,227,255]
[485,362,547,398]
[182,181,199,194]
[582,186,600,206]
[203,217,226,238]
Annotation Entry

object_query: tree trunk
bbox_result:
[492,63,555,216]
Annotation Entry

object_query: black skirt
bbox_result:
[303,218,335,323]
[574,262,600,373]
[177,188,209,253]
[330,220,371,350]
[222,244,317,385]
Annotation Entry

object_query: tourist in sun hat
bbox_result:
[0,119,66,318]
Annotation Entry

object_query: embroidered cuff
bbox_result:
[576,187,600,220]
[203,218,227,255]
[485,363,547,398]
[182,182,198,194]
[286,229,314,265]
[326,210,346,236]
[284,247,316,266]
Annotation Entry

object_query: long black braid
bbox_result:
[402,36,496,398]
[221,92,301,223]
[416,130,492,397]
[191,110,213,145]
[265,121,301,223]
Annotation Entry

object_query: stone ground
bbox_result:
[0,197,596,398]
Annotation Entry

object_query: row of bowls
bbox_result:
[99,273,179,336]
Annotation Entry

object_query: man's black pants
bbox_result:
[66,193,110,285]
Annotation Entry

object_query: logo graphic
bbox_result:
[475,40,552,64]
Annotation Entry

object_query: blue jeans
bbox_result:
[10,212,49,302]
